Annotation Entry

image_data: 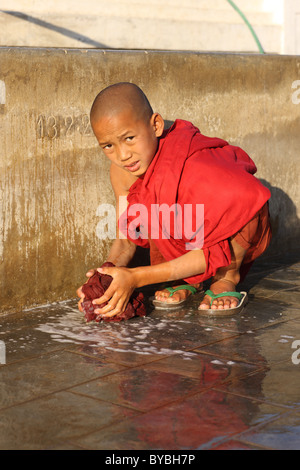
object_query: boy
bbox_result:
[77,82,271,319]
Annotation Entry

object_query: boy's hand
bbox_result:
[92,266,138,319]
[76,269,96,312]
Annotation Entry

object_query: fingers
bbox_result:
[96,303,123,319]
[92,284,115,307]
[77,268,98,299]
[95,298,125,318]
[77,297,84,312]
[76,269,96,306]
[95,303,124,319]
[86,269,96,278]
[78,266,134,319]
[93,289,130,319]
[76,286,85,313]
[76,285,83,298]
[92,266,132,318]
[96,266,113,276]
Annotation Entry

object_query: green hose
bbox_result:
[226,0,265,53]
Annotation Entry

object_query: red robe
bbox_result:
[119,120,271,283]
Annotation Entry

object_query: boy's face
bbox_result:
[92,109,164,176]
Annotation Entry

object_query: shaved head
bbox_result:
[89,82,165,176]
[90,82,153,130]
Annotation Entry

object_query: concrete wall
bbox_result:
[0,47,299,314]
[0,0,285,54]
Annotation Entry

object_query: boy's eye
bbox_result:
[126,136,134,142]
[103,144,112,150]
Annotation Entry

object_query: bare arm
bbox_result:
[80,163,207,317]
[94,249,206,318]
[92,164,207,316]
[77,162,138,309]
[106,237,136,267]
[107,160,207,288]
[132,249,206,288]
[106,162,138,266]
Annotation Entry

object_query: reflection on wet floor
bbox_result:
[0,255,300,449]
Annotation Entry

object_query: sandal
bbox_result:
[152,285,199,310]
[198,289,248,316]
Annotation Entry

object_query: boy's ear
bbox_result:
[151,113,164,137]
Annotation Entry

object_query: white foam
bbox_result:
[35,310,197,360]
[211,359,224,365]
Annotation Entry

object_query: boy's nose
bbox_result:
[118,146,131,162]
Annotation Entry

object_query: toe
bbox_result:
[222,298,232,309]
[199,293,240,311]
[154,290,179,303]
[165,293,181,304]
[198,295,212,310]
[230,297,239,308]
[154,290,166,301]
[215,299,224,310]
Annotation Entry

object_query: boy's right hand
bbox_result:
[76,269,96,312]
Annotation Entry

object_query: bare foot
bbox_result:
[198,279,239,310]
[155,283,201,304]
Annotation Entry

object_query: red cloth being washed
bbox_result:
[81,262,146,322]
[119,119,271,284]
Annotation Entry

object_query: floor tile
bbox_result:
[70,367,206,412]
[0,350,125,409]
[33,306,238,366]
[265,286,300,305]
[211,439,270,450]
[69,351,259,412]
[265,267,300,285]
[0,255,299,450]
[0,390,139,450]
[0,301,77,334]
[237,412,300,450]
[71,388,285,450]
[141,350,258,377]
[195,320,300,366]
[0,327,65,364]
[215,359,300,409]
[249,279,300,306]
[195,297,300,333]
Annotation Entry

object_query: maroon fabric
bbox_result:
[81,262,146,322]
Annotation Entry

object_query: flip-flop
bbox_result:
[152,285,199,310]
[198,289,248,316]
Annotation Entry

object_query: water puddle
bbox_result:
[35,307,198,360]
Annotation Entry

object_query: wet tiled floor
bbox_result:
[0,253,300,450]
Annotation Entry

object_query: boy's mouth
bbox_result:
[125,161,141,172]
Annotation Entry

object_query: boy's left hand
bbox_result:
[92,265,137,319]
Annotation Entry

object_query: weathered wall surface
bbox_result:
[0,48,299,313]
[0,0,285,53]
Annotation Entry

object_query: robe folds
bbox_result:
[119,119,271,284]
